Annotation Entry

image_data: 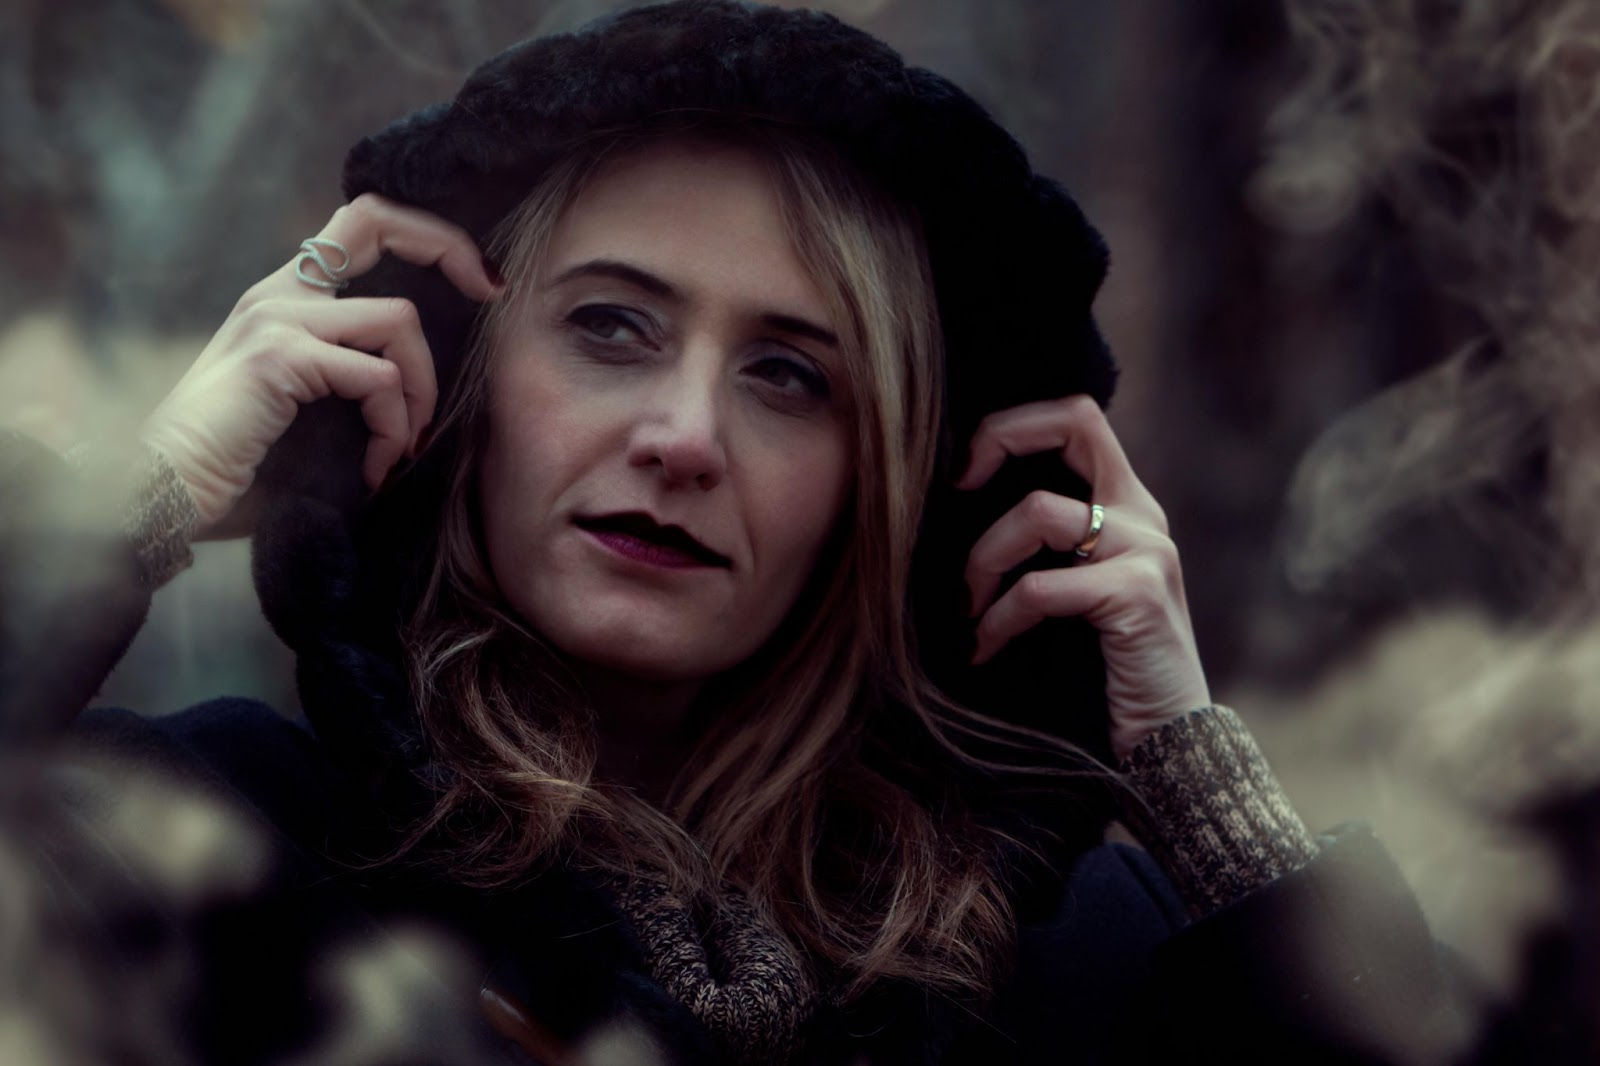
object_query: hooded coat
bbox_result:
[0,2,1469,1063]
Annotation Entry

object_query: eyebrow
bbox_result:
[548,258,839,348]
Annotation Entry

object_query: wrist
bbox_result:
[1109,688,1213,763]
[119,444,200,589]
[1117,705,1318,916]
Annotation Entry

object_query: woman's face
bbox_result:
[480,140,855,684]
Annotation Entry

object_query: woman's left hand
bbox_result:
[957,394,1209,762]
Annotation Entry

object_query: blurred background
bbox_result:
[7,0,1600,1051]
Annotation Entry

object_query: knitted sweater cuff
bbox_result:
[1119,706,1319,917]
[122,445,199,589]
[71,442,198,590]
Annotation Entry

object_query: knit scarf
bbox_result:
[614,878,816,1065]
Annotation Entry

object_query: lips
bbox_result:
[573,511,732,568]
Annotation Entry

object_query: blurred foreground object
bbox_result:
[1262,1,1600,1060]
[0,748,517,1066]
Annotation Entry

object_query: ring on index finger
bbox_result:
[1073,503,1106,559]
[294,237,353,292]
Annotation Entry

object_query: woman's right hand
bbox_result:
[139,193,503,538]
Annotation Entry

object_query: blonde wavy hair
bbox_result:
[400,119,1085,1001]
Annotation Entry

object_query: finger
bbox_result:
[971,556,1158,666]
[287,297,439,455]
[965,492,1148,617]
[965,491,1088,616]
[285,339,412,490]
[956,395,1152,512]
[282,193,503,302]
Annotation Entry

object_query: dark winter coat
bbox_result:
[60,693,1456,1066]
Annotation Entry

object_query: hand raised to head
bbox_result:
[957,395,1211,762]
[139,194,503,538]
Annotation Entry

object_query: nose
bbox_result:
[625,350,728,490]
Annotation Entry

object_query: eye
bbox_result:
[745,353,831,403]
[566,305,650,345]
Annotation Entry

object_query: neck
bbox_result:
[573,664,704,802]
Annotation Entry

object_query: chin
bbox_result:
[561,633,732,684]
[538,608,743,683]
[509,576,764,685]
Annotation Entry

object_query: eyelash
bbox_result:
[563,303,832,405]
[566,304,652,346]
[746,355,831,403]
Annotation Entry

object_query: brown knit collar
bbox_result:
[613,877,816,1066]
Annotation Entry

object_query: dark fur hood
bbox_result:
[250,0,1119,891]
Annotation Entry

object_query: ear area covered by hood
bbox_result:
[253,0,1120,829]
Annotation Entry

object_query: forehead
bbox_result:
[539,139,832,323]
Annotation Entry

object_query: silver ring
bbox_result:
[1073,503,1105,559]
[294,237,352,291]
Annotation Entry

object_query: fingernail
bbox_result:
[482,255,505,288]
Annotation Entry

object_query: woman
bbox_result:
[1,2,1462,1063]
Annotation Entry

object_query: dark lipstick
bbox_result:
[574,512,732,569]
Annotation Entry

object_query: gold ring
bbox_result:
[1073,503,1105,559]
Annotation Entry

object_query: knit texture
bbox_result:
[120,446,198,590]
[1120,706,1319,917]
[615,878,814,1066]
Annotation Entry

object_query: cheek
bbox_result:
[481,394,542,532]
[747,426,854,577]
[479,358,579,560]
[481,352,594,504]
